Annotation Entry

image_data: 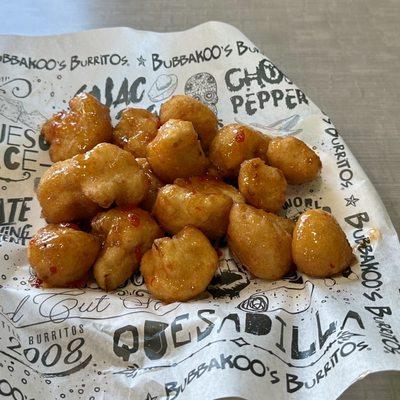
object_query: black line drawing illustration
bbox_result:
[324,266,359,287]
[148,74,178,102]
[0,77,46,130]
[121,290,180,314]
[131,269,145,286]
[207,257,250,299]
[0,171,31,183]
[342,266,359,280]
[115,363,140,378]
[0,78,32,98]
[185,72,218,115]
[112,328,367,381]
[0,305,181,329]
[0,287,181,328]
[231,337,250,347]
[0,95,46,130]
[254,329,366,368]
[137,55,146,67]
[0,95,23,122]
[0,349,92,378]
[234,114,302,136]
[113,339,227,380]
[283,271,304,284]
[237,281,314,314]
[344,194,359,207]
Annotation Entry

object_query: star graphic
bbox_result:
[145,393,157,400]
[231,337,250,347]
[344,194,359,207]
[137,55,146,66]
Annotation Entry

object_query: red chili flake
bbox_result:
[128,213,141,227]
[29,237,37,246]
[216,248,223,258]
[235,131,245,143]
[135,246,142,262]
[29,276,43,288]
[60,223,79,230]
[198,175,209,182]
[50,266,57,274]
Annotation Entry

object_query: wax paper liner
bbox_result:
[0,22,399,400]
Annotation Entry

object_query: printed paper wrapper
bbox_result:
[0,22,399,400]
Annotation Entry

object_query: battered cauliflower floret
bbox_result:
[266,136,322,184]
[292,210,353,277]
[113,108,159,157]
[141,226,218,303]
[205,164,223,179]
[227,203,292,280]
[147,119,208,182]
[136,158,163,212]
[267,213,295,235]
[37,143,148,223]
[79,143,148,208]
[153,183,233,240]
[91,207,163,291]
[160,95,218,150]
[174,176,244,204]
[41,93,112,162]
[209,124,270,178]
[238,158,287,213]
[28,224,100,287]
[37,157,101,223]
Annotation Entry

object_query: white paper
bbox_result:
[0,22,399,400]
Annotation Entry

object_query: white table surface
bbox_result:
[1,1,399,399]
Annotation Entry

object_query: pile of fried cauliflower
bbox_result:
[28,93,354,303]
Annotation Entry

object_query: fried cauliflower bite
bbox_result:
[238,158,287,213]
[91,207,163,291]
[37,143,148,223]
[209,124,270,178]
[28,224,100,287]
[41,93,112,162]
[79,143,148,208]
[292,210,353,277]
[227,203,292,280]
[153,183,233,240]
[147,119,208,182]
[267,214,295,235]
[159,95,218,150]
[37,157,101,223]
[205,164,223,179]
[174,176,244,204]
[136,158,163,212]
[266,136,321,184]
[113,108,159,157]
[141,226,218,303]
